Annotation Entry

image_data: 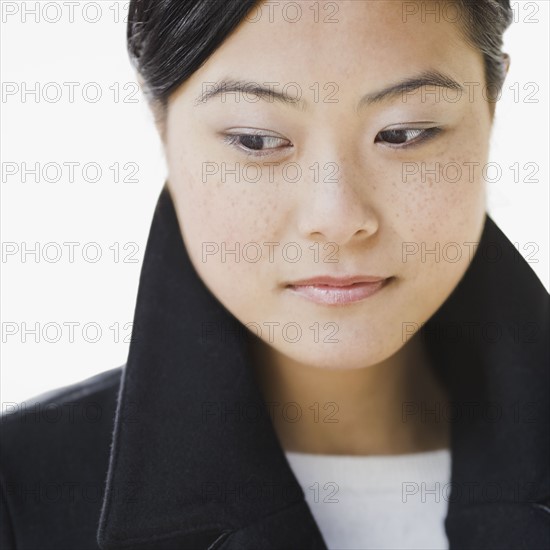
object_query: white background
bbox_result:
[1,1,548,406]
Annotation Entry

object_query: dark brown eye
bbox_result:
[238,135,265,150]
[375,128,441,147]
[223,133,291,157]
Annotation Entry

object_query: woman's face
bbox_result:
[164,0,491,370]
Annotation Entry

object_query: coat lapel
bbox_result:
[97,183,549,549]
[96,183,326,549]
[419,207,550,548]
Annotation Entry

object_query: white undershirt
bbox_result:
[284,447,451,550]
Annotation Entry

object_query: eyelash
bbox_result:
[223,127,442,157]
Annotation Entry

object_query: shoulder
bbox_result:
[0,366,123,549]
[1,366,122,442]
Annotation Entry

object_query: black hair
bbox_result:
[127,0,513,126]
[127,0,258,127]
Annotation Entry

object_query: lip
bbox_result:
[285,275,393,306]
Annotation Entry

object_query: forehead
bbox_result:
[188,0,477,86]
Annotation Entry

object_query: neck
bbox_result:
[247,333,451,456]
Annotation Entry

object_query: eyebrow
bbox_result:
[194,70,465,112]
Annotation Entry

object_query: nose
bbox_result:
[296,157,380,246]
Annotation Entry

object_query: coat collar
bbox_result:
[97,182,549,549]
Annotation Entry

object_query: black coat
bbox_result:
[2,184,549,550]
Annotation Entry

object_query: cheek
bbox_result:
[393,157,485,238]
[167,152,291,311]
[385,123,489,245]
[385,105,491,241]
[379,133,489,325]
